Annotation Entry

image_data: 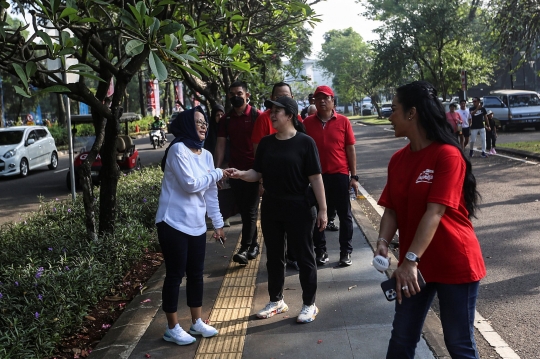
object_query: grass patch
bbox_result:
[0,167,163,358]
[350,114,390,125]
[498,141,540,154]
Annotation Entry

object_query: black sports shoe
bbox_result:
[326,221,339,231]
[233,247,249,265]
[339,252,352,266]
[316,252,329,266]
[247,245,260,260]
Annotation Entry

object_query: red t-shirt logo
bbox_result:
[415,169,434,183]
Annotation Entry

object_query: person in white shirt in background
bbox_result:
[156,106,227,346]
[456,99,472,150]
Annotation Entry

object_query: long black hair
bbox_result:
[395,81,480,218]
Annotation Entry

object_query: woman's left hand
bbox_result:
[393,261,421,304]
[316,209,328,232]
[214,227,226,246]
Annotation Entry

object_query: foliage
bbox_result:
[0,166,163,358]
[489,0,540,59]
[318,28,374,105]
[361,0,494,98]
[172,0,321,110]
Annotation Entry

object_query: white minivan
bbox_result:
[482,90,540,131]
[0,126,58,177]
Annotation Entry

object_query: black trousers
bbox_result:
[261,199,317,305]
[229,178,260,249]
[313,173,354,256]
[486,131,496,150]
[157,221,206,312]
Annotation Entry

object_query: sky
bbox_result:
[308,0,381,57]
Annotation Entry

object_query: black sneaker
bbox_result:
[339,252,352,266]
[469,150,474,157]
[326,221,339,231]
[233,247,249,265]
[481,152,488,158]
[316,252,329,266]
[286,259,300,271]
[247,245,260,260]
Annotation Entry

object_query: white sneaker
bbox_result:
[163,324,196,345]
[257,300,289,319]
[297,304,319,323]
[492,148,497,154]
[189,318,219,338]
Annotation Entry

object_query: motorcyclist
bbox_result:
[151,116,167,143]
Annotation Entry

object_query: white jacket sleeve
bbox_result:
[204,152,224,228]
[168,144,223,193]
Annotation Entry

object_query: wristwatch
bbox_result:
[350,175,359,181]
[405,252,420,263]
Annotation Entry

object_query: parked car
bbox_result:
[361,103,373,116]
[0,126,58,177]
[380,103,392,118]
[67,113,142,190]
[483,90,540,131]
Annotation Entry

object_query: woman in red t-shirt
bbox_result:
[445,102,462,140]
[376,81,485,359]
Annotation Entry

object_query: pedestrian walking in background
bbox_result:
[300,93,315,119]
[226,96,327,323]
[456,99,472,150]
[156,106,226,346]
[445,103,462,141]
[304,85,358,267]
[468,97,489,158]
[486,110,498,154]
[214,81,262,265]
[376,81,486,358]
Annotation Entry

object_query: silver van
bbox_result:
[482,90,540,131]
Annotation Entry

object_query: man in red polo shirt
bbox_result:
[304,85,359,266]
[215,81,262,265]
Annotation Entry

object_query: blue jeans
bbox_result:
[387,281,480,359]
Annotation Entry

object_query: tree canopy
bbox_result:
[361,0,494,98]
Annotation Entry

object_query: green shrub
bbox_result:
[0,166,163,358]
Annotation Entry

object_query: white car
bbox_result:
[0,126,58,177]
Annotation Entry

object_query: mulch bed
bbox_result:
[51,252,164,359]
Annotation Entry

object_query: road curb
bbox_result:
[350,199,451,358]
[88,266,166,359]
[495,147,540,162]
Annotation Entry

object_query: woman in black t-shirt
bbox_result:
[226,96,327,324]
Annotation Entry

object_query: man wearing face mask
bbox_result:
[215,81,262,265]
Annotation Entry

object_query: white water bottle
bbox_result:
[349,187,356,200]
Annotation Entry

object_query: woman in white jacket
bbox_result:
[156,106,226,346]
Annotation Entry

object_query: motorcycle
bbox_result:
[150,128,165,149]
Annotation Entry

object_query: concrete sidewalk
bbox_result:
[89,200,446,359]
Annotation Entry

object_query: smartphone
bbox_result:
[381,271,426,301]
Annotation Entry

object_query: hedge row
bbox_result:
[0,166,163,358]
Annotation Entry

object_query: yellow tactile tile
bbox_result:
[194,221,264,359]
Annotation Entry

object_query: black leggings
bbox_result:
[230,178,260,249]
[261,200,317,305]
[486,131,496,150]
[157,221,206,312]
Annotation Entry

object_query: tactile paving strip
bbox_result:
[194,221,264,358]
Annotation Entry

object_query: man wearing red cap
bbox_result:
[304,85,359,266]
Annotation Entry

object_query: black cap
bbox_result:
[264,97,298,117]
[308,93,314,98]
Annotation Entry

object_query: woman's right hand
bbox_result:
[375,240,389,258]
[316,208,328,232]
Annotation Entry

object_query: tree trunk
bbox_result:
[167,81,173,115]
[163,81,170,117]
[138,71,146,117]
[56,93,66,126]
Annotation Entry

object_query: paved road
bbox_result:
[0,134,171,225]
[353,123,540,359]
